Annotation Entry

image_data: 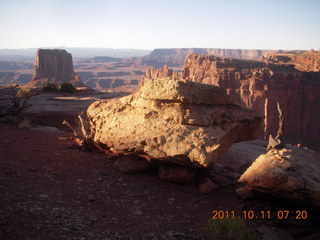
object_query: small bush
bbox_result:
[16,88,32,98]
[203,218,257,240]
[42,82,59,92]
[59,82,76,93]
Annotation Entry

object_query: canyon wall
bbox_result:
[139,48,303,68]
[181,53,320,151]
[29,49,84,87]
[263,50,320,72]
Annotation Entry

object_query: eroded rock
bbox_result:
[238,145,320,209]
[29,49,86,87]
[87,77,263,168]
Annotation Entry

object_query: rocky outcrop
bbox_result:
[29,49,85,87]
[87,77,263,168]
[140,65,180,87]
[182,54,320,151]
[238,146,320,209]
[263,50,320,72]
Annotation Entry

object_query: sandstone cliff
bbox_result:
[263,50,320,72]
[182,54,320,151]
[29,49,85,87]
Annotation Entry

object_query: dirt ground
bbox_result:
[0,123,245,240]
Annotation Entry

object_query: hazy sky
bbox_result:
[0,0,319,50]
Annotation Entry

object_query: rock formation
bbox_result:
[238,145,320,209]
[263,50,320,72]
[87,78,263,168]
[182,53,320,151]
[139,48,295,67]
[140,64,180,87]
[29,49,85,87]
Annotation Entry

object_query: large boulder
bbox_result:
[87,77,263,168]
[238,145,320,209]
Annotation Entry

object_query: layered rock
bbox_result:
[263,50,320,72]
[87,78,263,168]
[140,48,290,67]
[29,49,85,87]
[140,64,180,87]
[238,146,320,209]
[182,54,320,151]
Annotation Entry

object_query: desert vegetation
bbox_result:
[42,82,76,93]
[203,218,257,240]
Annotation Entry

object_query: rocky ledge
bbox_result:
[238,145,320,209]
[87,77,263,168]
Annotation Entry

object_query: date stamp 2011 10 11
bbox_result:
[212,210,308,220]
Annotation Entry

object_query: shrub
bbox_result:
[203,218,257,240]
[42,82,59,92]
[16,88,33,98]
[59,82,76,93]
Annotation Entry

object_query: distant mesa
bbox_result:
[28,49,86,88]
[91,56,122,62]
[263,49,320,72]
[138,48,302,68]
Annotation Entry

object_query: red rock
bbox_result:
[182,53,320,151]
[28,49,86,88]
[263,50,320,72]
[87,77,263,168]
[140,64,180,87]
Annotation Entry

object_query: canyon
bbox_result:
[0,48,304,91]
[0,48,318,151]
[181,51,320,151]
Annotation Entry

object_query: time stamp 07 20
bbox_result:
[212,210,308,220]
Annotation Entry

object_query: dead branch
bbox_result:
[62,112,107,152]
[267,102,286,151]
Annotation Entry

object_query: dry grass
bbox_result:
[19,116,32,129]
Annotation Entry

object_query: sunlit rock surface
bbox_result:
[87,77,263,167]
[239,145,320,209]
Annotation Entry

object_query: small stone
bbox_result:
[198,177,219,194]
[133,209,143,215]
[88,215,98,222]
[88,194,95,202]
[39,194,48,199]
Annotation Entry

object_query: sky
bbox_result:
[0,0,319,50]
